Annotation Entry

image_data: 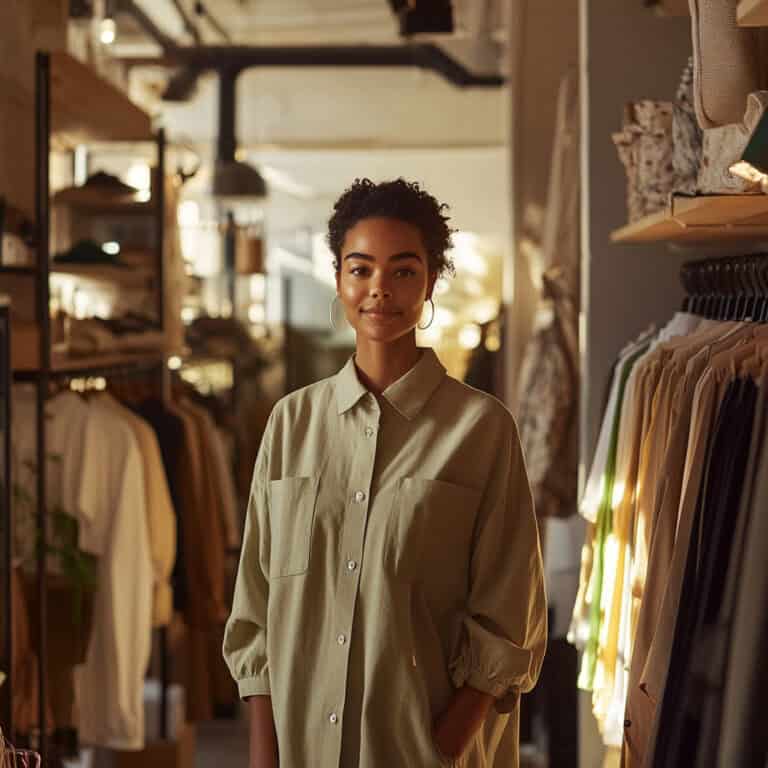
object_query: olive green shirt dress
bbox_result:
[223,348,547,767]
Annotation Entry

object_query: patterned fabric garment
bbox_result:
[673,58,703,196]
[613,101,675,222]
[517,267,579,519]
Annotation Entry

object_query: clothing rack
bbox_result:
[681,253,768,321]
[0,52,167,764]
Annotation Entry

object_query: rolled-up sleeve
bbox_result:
[449,414,548,712]
[222,413,274,699]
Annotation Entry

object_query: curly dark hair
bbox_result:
[327,178,456,278]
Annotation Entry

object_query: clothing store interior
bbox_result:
[1,0,766,767]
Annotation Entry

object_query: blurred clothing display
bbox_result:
[570,311,768,768]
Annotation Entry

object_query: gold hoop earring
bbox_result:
[329,295,343,331]
[418,298,435,330]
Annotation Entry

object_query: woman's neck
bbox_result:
[354,334,422,395]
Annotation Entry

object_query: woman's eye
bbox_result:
[349,266,369,276]
[395,268,416,278]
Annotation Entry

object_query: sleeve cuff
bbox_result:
[237,673,271,699]
[449,622,537,710]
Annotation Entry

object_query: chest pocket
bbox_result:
[387,478,482,583]
[268,476,320,578]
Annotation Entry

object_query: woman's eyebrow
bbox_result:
[343,251,421,262]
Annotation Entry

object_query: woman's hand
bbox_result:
[248,695,279,768]
[432,686,495,760]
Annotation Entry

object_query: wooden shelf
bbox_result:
[611,194,768,243]
[50,52,153,144]
[50,263,155,286]
[738,0,768,25]
[14,350,167,377]
[52,186,153,213]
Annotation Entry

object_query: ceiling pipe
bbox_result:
[122,43,505,88]
[117,1,503,88]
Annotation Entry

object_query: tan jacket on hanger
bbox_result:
[623,322,747,763]
[624,333,759,768]
[167,400,227,628]
[177,399,227,621]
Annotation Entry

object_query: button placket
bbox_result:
[325,406,380,766]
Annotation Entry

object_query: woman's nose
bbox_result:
[370,284,392,299]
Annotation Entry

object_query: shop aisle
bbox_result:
[195,720,249,767]
[194,718,547,768]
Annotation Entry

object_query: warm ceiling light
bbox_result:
[99,16,117,45]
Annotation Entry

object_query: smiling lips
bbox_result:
[361,307,401,319]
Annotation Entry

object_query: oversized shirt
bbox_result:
[223,348,547,768]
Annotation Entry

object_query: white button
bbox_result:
[329,713,338,724]
[354,490,366,503]
[365,427,374,438]
[337,634,347,645]
[347,560,358,571]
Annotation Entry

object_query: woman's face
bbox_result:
[336,217,436,345]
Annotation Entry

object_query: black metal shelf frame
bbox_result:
[0,301,12,735]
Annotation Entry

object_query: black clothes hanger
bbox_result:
[680,254,768,322]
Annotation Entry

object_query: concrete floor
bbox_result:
[194,719,547,767]
[196,720,249,767]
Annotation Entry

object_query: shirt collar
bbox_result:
[335,347,446,420]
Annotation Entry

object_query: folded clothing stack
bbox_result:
[613,100,675,222]
[69,313,165,357]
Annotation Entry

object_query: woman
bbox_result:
[223,178,547,768]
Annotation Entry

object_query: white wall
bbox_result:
[580,1,691,460]
[579,2,692,766]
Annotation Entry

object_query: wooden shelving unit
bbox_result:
[0,52,167,762]
[737,0,768,26]
[49,51,153,146]
[611,194,768,244]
